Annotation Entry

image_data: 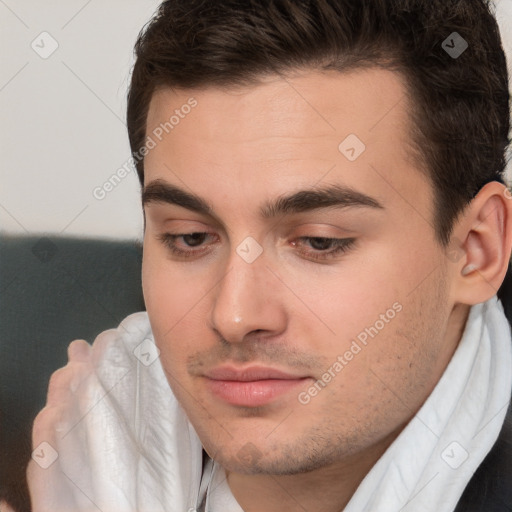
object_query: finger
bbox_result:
[45,366,74,408]
[28,340,96,512]
[67,339,91,363]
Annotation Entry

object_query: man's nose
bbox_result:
[208,242,287,344]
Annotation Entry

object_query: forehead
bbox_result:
[143,68,433,228]
[146,68,411,144]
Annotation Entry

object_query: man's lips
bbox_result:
[203,366,312,407]
[205,365,307,381]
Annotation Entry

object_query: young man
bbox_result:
[25,0,512,511]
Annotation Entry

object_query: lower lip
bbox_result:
[206,378,309,407]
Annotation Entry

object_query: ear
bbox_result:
[449,181,512,305]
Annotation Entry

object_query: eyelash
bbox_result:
[156,232,356,262]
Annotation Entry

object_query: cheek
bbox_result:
[142,249,202,371]
[284,254,403,354]
[142,242,208,328]
[292,252,443,402]
[298,300,440,440]
[142,254,176,335]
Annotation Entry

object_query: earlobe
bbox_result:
[450,181,512,305]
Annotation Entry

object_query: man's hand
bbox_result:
[26,339,94,512]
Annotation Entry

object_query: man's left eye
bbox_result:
[291,236,356,261]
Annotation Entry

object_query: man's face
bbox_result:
[142,69,460,474]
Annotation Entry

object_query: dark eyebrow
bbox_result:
[143,179,214,216]
[260,183,383,218]
[142,179,384,219]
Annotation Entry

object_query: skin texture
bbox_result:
[140,68,512,512]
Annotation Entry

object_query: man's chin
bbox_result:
[200,434,347,477]
[213,451,340,477]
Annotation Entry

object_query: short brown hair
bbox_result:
[126,0,510,246]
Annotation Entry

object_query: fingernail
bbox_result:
[68,339,90,361]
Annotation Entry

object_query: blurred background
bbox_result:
[0,0,511,242]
